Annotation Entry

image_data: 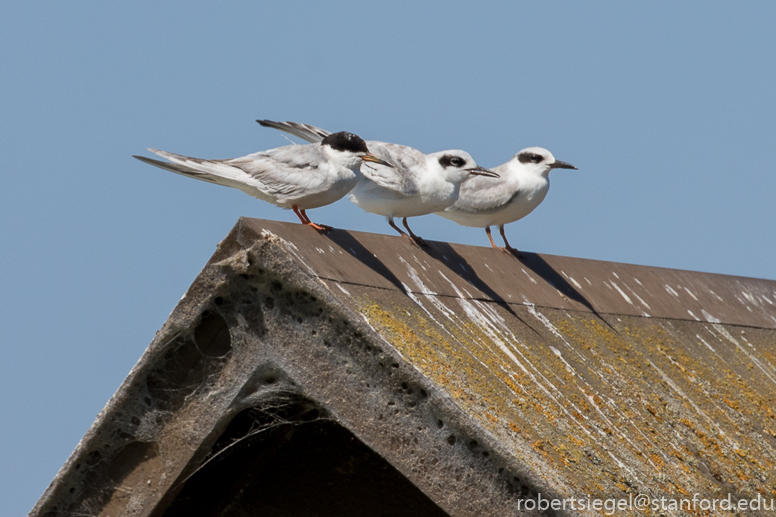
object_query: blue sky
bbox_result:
[3,2,776,513]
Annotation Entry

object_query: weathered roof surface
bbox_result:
[31,218,776,516]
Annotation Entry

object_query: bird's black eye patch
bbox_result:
[438,155,467,168]
[518,152,544,164]
[322,132,369,154]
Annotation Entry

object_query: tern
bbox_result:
[134,131,390,230]
[257,119,498,245]
[436,147,577,257]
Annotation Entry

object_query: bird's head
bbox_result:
[430,150,499,184]
[514,147,577,177]
[321,132,391,169]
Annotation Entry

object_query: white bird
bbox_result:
[436,147,577,257]
[257,120,498,245]
[133,131,390,230]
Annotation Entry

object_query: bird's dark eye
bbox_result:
[439,155,466,168]
[518,151,545,164]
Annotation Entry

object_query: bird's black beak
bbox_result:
[361,153,393,168]
[550,160,577,170]
[465,166,499,178]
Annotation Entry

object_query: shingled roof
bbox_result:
[31,218,776,516]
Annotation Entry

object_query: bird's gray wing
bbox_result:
[136,149,270,193]
[256,120,331,144]
[255,123,426,196]
[133,154,225,185]
[256,121,423,196]
[448,164,518,214]
[227,144,333,199]
[358,141,424,196]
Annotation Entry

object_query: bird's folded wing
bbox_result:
[145,149,266,191]
[358,142,424,196]
[256,120,330,144]
[228,144,331,198]
[134,155,225,185]
[450,175,520,214]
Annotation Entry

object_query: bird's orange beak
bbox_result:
[361,153,393,167]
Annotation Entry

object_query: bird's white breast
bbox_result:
[348,160,461,218]
[439,165,550,228]
[488,178,549,225]
[286,160,360,209]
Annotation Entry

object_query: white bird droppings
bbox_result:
[696,334,716,352]
[565,274,582,290]
[521,269,538,284]
[610,282,633,305]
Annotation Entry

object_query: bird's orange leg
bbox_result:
[294,207,332,231]
[485,226,499,248]
[485,226,522,259]
[402,218,426,246]
[389,217,417,246]
[499,225,524,259]
[292,205,308,224]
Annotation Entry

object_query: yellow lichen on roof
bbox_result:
[352,289,776,502]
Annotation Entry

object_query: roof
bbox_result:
[31,218,776,516]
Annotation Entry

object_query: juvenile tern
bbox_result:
[257,119,498,244]
[134,131,390,230]
[436,147,577,257]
